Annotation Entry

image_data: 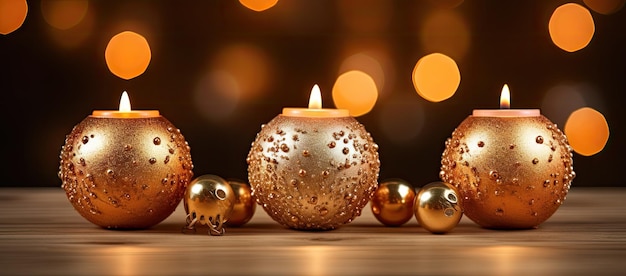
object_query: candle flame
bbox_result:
[119,91,132,112]
[308,84,322,109]
[500,84,511,109]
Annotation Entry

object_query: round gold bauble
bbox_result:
[370,179,416,227]
[440,115,575,229]
[414,182,463,234]
[247,115,380,230]
[225,179,256,227]
[59,116,194,229]
[184,174,235,235]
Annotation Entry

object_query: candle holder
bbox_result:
[247,116,380,230]
[247,85,380,230]
[59,94,193,229]
[439,115,575,229]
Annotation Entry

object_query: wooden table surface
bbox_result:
[1,187,626,276]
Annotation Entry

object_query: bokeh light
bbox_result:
[541,84,587,127]
[541,82,607,129]
[259,1,328,33]
[41,0,88,30]
[336,41,394,99]
[332,70,378,117]
[105,31,152,80]
[564,107,610,156]
[210,44,273,101]
[549,3,595,52]
[239,0,279,12]
[339,52,385,95]
[193,70,240,122]
[419,10,470,60]
[108,1,159,36]
[0,0,28,35]
[377,94,425,144]
[45,3,94,49]
[337,0,393,33]
[104,1,160,56]
[412,53,460,102]
[583,0,625,14]
[426,0,465,9]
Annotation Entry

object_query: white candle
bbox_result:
[472,84,540,117]
[282,84,350,118]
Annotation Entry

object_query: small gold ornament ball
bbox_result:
[247,115,380,230]
[370,179,416,227]
[184,174,236,235]
[440,115,575,229]
[414,182,463,234]
[58,116,194,229]
[225,179,256,227]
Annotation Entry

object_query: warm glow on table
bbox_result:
[282,85,350,118]
[472,84,540,117]
[2,188,626,275]
[91,91,160,118]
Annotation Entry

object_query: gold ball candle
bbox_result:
[247,85,380,230]
[439,85,575,229]
[59,92,194,229]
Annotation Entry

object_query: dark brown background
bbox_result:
[1,0,623,188]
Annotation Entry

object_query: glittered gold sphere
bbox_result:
[371,179,416,227]
[440,115,575,229]
[184,174,235,235]
[414,182,462,234]
[59,116,194,229]
[247,115,380,230]
[225,179,256,227]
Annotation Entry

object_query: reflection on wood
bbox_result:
[1,187,626,275]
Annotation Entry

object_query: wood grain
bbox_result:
[1,187,626,275]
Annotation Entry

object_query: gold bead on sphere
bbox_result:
[58,116,194,229]
[225,179,256,227]
[439,115,575,229]
[371,179,416,227]
[184,174,235,235]
[414,182,463,234]
[247,115,380,230]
